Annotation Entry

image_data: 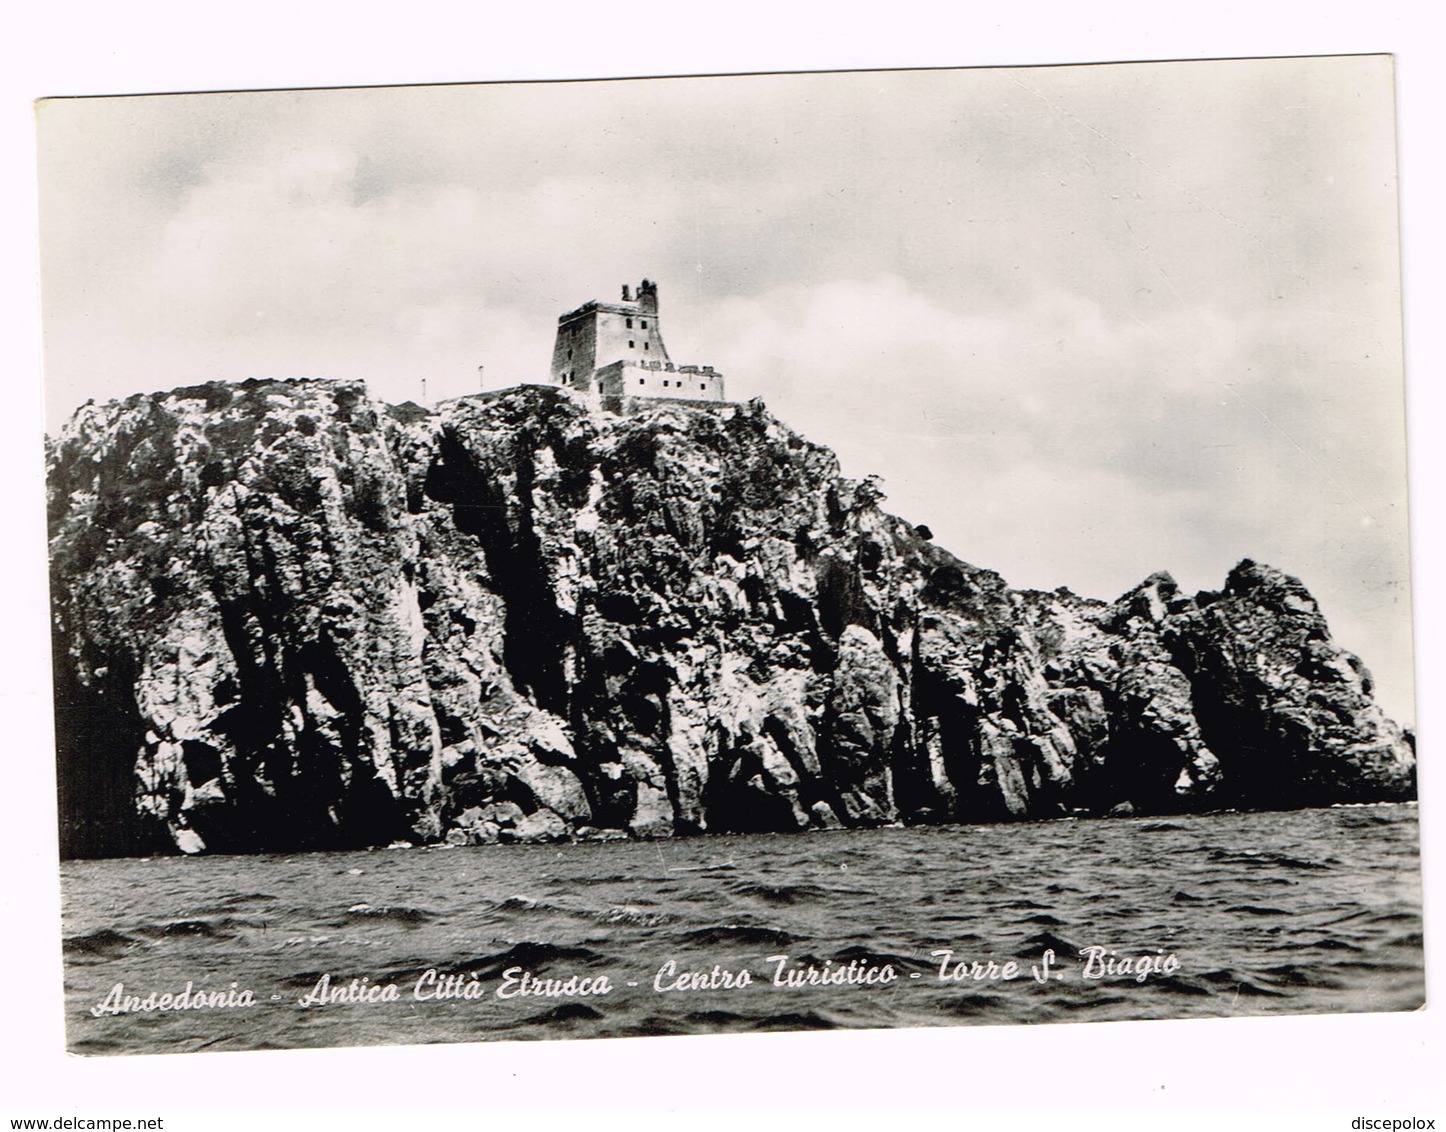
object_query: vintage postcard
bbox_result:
[38,57,1422,1056]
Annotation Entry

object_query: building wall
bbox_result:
[550,308,598,389]
[594,304,670,371]
[596,360,725,402]
[551,298,674,388]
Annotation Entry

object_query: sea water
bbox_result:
[59,803,1424,1055]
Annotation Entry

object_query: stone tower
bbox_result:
[550,279,725,402]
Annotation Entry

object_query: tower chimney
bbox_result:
[638,279,658,314]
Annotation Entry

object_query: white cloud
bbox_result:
[701,272,1413,721]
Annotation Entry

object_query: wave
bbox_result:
[132,916,271,940]
[63,928,141,959]
[1207,848,1333,871]
[727,881,837,905]
[932,991,1011,1016]
[1321,908,1420,930]
[1022,930,1083,955]
[1183,968,1289,998]
[1268,938,1364,953]
[1330,809,1401,828]
[1255,963,1347,991]
[491,895,572,915]
[343,903,434,924]
[214,892,278,909]
[674,924,794,948]
[595,905,671,927]
[751,1009,842,1031]
[453,941,608,979]
[516,1002,605,1026]
[487,895,672,927]
[830,943,934,972]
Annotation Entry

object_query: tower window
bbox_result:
[626,318,633,328]
[700,383,706,391]
[628,340,635,348]
[663,380,669,387]
[639,378,645,385]
[643,342,649,350]
[641,320,648,328]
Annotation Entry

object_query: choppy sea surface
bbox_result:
[59,803,1424,1055]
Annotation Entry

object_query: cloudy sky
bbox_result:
[36,56,1415,723]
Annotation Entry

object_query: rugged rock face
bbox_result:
[47,379,1416,857]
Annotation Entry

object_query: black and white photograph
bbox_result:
[12,17,1439,1113]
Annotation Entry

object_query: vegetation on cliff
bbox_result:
[48,380,1416,857]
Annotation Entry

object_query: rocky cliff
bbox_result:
[48,380,1416,857]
